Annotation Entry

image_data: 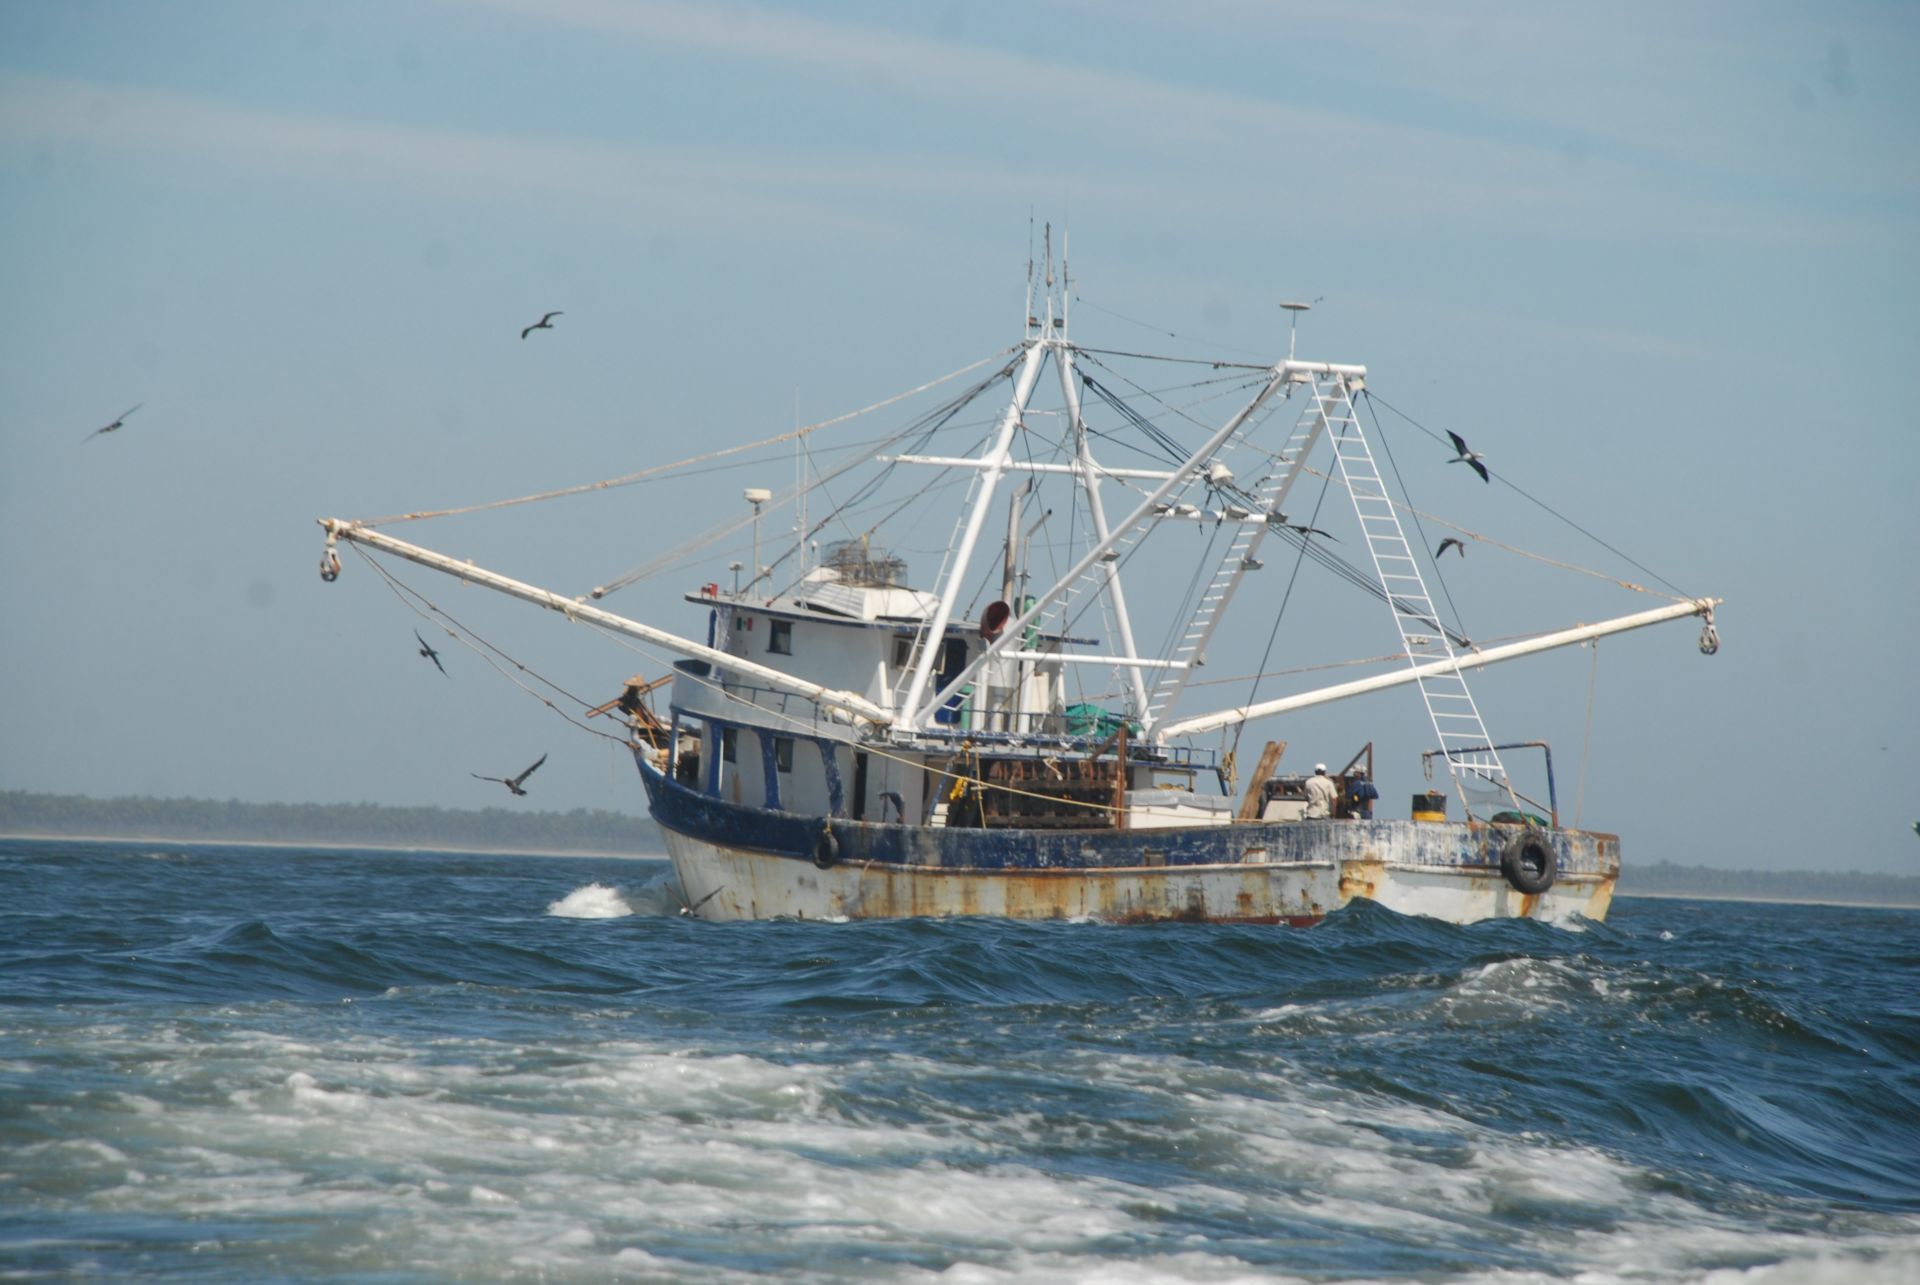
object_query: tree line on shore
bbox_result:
[0,789,662,855]
[1619,858,1920,907]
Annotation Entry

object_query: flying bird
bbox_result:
[414,630,448,677]
[84,403,142,441]
[1435,537,1466,559]
[520,311,562,340]
[1446,431,1489,483]
[472,753,547,797]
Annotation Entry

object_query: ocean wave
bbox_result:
[4,840,1918,1280]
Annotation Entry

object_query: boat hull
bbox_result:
[637,754,1617,925]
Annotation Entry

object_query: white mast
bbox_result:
[1055,342,1151,722]
[908,360,1327,730]
[894,339,1052,725]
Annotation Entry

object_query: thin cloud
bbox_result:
[454,0,1907,248]
[0,43,1895,258]
[0,69,900,240]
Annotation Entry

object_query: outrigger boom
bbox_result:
[317,517,1714,748]
[1157,598,1721,740]
[316,518,893,728]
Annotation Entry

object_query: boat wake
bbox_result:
[545,882,637,919]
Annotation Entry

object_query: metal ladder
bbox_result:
[1325,384,1506,797]
[1143,385,1326,728]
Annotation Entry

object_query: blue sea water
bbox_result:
[1,838,1916,1283]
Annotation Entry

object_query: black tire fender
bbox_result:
[1500,831,1557,895]
[812,826,840,871]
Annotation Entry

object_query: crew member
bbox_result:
[1304,763,1337,819]
[1346,766,1380,819]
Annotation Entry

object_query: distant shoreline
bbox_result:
[0,832,668,862]
[1617,889,1920,911]
[0,789,662,859]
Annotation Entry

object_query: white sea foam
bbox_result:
[545,882,633,918]
[10,1021,1917,1283]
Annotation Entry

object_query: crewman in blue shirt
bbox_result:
[1346,766,1380,819]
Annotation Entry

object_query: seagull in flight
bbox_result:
[84,403,142,441]
[472,753,547,797]
[414,630,448,676]
[520,311,562,340]
[1446,431,1489,483]
[1435,537,1466,559]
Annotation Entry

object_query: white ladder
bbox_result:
[1144,384,1326,727]
[1326,387,1506,797]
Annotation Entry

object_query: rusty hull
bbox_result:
[660,827,1619,926]
[641,754,1620,925]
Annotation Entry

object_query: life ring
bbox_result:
[812,826,840,870]
[1500,831,1557,895]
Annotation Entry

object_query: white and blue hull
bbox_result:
[638,754,1618,925]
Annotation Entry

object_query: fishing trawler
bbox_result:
[319,242,1719,924]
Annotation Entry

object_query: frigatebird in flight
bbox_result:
[84,403,142,441]
[1446,431,1489,483]
[520,311,562,340]
[1435,537,1466,559]
[414,630,448,676]
[472,753,547,797]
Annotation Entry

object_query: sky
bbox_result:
[1,0,1916,875]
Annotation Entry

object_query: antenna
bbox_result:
[1026,210,1036,332]
[1279,300,1314,360]
[1042,222,1056,334]
[744,488,772,593]
[1060,224,1070,339]
[793,388,806,581]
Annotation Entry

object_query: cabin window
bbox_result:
[774,737,794,773]
[721,727,737,763]
[892,636,914,669]
[769,620,793,655]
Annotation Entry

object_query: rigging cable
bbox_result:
[352,544,630,748]
[354,348,1018,529]
[1067,297,1274,363]
[606,360,1014,601]
[1227,452,1340,766]
[761,366,1011,602]
[1359,390,1473,648]
[1363,391,1692,597]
